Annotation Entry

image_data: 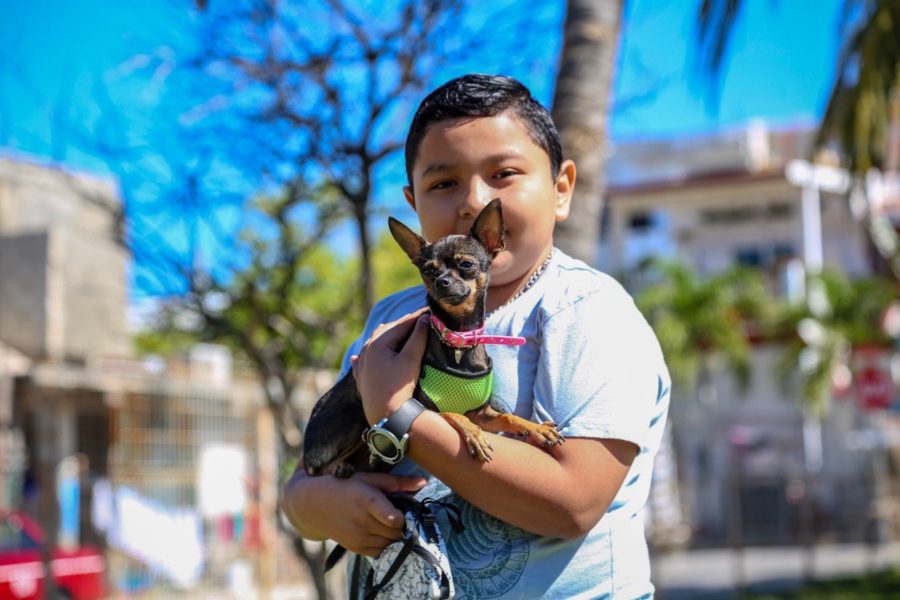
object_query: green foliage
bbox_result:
[133,223,423,373]
[634,260,773,392]
[772,269,896,412]
[634,259,896,413]
[373,230,423,301]
[747,567,900,599]
[133,325,199,357]
[815,0,900,173]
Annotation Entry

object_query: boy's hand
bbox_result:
[352,309,429,424]
[282,469,427,557]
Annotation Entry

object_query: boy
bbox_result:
[282,74,670,598]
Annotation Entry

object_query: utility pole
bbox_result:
[785,158,850,580]
[785,158,851,468]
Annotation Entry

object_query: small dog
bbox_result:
[302,198,564,478]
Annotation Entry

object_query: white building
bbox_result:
[601,123,895,545]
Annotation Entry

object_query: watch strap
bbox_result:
[382,398,426,437]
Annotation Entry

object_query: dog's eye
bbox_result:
[422,266,438,277]
[458,260,475,270]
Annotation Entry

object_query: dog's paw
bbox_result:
[529,421,565,448]
[464,431,494,462]
[333,463,356,479]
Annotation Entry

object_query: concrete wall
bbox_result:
[0,157,120,236]
[0,232,50,358]
[62,226,129,359]
[0,157,127,361]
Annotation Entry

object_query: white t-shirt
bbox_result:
[344,249,670,599]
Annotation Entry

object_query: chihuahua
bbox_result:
[302,198,564,478]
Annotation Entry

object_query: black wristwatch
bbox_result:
[363,398,426,465]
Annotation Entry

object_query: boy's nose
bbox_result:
[459,181,492,219]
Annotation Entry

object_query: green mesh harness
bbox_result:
[419,363,493,414]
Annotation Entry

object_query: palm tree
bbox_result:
[635,260,771,401]
[773,269,895,411]
[550,0,623,264]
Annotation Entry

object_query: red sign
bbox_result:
[856,366,893,411]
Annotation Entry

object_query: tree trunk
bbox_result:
[353,200,375,314]
[551,0,623,265]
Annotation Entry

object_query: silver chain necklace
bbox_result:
[486,248,555,320]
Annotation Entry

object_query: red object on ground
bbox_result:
[0,511,105,600]
[856,366,892,411]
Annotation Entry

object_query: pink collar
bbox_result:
[430,314,526,348]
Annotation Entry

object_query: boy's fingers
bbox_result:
[367,309,429,349]
[375,314,419,350]
[399,314,430,358]
[362,491,405,529]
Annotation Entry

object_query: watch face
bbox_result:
[371,432,402,462]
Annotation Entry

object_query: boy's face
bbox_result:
[404,111,574,290]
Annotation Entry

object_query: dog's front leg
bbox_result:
[469,405,565,448]
[440,413,494,462]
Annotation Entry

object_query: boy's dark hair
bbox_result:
[404,74,563,190]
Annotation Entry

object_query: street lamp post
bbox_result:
[785,159,850,580]
[785,158,851,467]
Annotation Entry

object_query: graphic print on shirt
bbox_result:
[444,495,530,598]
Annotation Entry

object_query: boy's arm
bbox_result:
[409,413,636,538]
[353,311,639,539]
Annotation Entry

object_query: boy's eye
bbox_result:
[429,180,455,191]
[494,169,517,179]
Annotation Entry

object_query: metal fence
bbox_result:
[103,382,263,595]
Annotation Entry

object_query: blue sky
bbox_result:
[0,0,844,162]
[613,0,841,138]
[0,0,845,298]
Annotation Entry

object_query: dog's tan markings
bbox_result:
[464,280,478,303]
[439,281,478,318]
[453,253,478,267]
[468,405,565,447]
[422,259,443,274]
[476,272,488,290]
[441,301,468,318]
[440,413,493,461]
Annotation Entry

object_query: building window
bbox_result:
[700,201,793,225]
[624,210,674,268]
[734,244,795,269]
[629,211,656,231]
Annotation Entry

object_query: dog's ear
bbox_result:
[389,217,427,263]
[471,198,505,256]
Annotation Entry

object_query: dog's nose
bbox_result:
[436,276,452,289]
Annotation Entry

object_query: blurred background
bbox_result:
[0,0,898,598]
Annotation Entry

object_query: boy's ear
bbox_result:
[554,159,576,222]
[471,198,505,256]
[403,186,416,211]
[388,217,427,263]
